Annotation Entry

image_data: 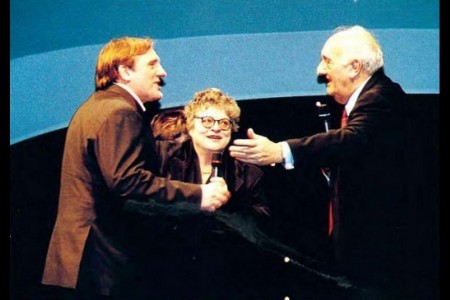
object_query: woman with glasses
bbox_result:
[158,88,269,205]
[142,88,273,298]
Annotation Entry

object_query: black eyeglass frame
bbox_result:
[194,116,232,131]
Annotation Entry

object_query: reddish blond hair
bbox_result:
[95,37,153,90]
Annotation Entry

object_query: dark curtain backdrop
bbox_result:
[10,94,439,299]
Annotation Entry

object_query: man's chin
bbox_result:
[147,92,163,102]
[154,91,163,100]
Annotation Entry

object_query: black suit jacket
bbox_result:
[287,69,410,286]
[158,139,268,213]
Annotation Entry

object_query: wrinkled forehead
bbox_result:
[134,48,159,64]
[322,39,342,59]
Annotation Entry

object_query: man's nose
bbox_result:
[317,61,326,75]
[158,65,167,77]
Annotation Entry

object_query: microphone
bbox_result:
[316,101,332,186]
[211,152,223,178]
[316,101,330,133]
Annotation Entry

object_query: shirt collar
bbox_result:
[113,82,146,112]
[345,76,371,115]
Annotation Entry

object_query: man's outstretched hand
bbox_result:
[229,128,283,166]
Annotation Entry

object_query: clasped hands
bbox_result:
[201,177,230,212]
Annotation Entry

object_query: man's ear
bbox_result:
[350,59,363,79]
[117,64,131,81]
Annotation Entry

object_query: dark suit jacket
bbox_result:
[158,139,268,214]
[287,69,410,287]
[41,85,202,295]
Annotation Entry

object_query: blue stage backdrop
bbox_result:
[10,0,439,144]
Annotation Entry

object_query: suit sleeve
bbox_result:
[286,90,399,169]
[94,109,202,203]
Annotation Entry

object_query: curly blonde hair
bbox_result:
[184,88,240,132]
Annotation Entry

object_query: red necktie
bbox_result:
[341,109,348,127]
[328,109,348,236]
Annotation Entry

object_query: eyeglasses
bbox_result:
[194,116,232,131]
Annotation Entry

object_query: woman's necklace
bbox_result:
[201,168,212,174]
[201,167,212,184]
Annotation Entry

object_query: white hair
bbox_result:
[331,25,384,75]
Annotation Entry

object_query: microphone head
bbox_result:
[211,152,223,178]
[316,102,330,119]
[317,74,328,84]
[211,152,223,166]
